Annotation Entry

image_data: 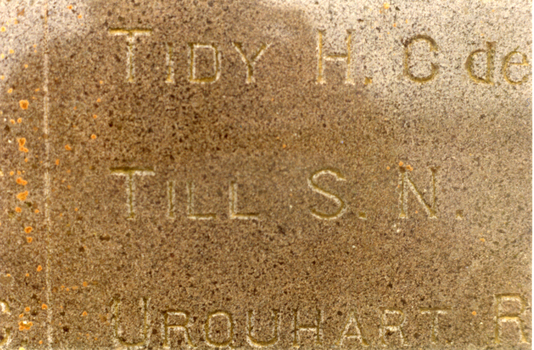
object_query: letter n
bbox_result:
[398,166,437,219]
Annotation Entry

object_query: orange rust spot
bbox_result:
[19,100,29,110]
[398,161,404,166]
[67,4,73,9]
[99,80,103,84]
[35,88,40,92]
[66,288,70,292]
[24,226,32,233]
[73,106,76,110]
[472,311,477,316]
[25,273,29,277]
[18,138,29,153]
[480,238,485,242]
[39,340,43,345]
[9,171,14,176]
[24,307,30,312]
[8,49,13,54]
[17,118,22,123]
[386,166,390,170]
[19,314,23,318]
[72,286,78,290]
[65,145,72,151]
[91,134,96,139]
[82,311,88,316]
[0,27,5,32]
[15,207,22,213]
[78,14,82,19]
[393,23,397,27]
[406,165,413,171]
[55,159,60,166]
[96,98,101,103]
[26,237,32,243]
[282,144,286,148]
[36,265,42,272]
[24,157,28,162]
[17,191,28,201]
[9,119,15,124]
[18,320,33,331]
[42,304,47,310]
[93,114,97,119]
[74,208,79,212]
[16,177,27,186]
[34,209,39,214]
[82,281,88,287]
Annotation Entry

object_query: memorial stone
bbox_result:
[0,0,531,349]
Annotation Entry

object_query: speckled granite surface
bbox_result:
[0,0,531,349]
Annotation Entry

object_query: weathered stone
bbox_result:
[0,0,530,349]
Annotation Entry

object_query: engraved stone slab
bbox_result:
[0,0,531,349]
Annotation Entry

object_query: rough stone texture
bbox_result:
[0,0,531,349]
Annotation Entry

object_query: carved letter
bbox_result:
[188,43,221,84]
[494,294,528,344]
[111,298,150,348]
[165,42,175,84]
[465,42,496,84]
[308,169,346,220]
[187,182,216,220]
[378,308,406,346]
[168,181,175,219]
[108,28,152,83]
[293,309,322,347]
[502,50,530,85]
[163,310,195,348]
[0,301,12,348]
[111,168,155,219]
[247,310,279,347]
[419,308,450,344]
[233,42,270,83]
[229,182,259,220]
[336,311,368,347]
[205,311,234,347]
[403,35,439,83]
[317,30,354,84]
[398,166,437,219]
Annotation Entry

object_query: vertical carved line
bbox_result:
[42,0,52,348]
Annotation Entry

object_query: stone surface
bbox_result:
[0,0,531,349]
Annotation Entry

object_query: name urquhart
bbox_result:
[108,29,529,85]
[103,294,527,348]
